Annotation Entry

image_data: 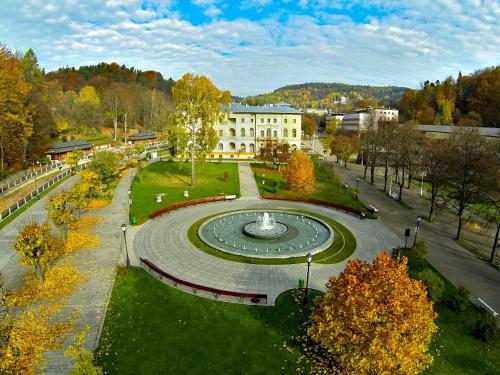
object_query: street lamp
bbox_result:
[303,252,313,306]
[356,177,360,198]
[413,217,422,247]
[121,223,130,268]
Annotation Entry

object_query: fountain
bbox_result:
[198,210,334,259]
[243,212,288,239]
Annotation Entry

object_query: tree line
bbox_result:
[0,43,175,175]
[398,66,500,127]
[323,122,499,260]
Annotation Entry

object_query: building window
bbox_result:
[267,118,270,123]
[229,128,236,137]
[273,130,277,137]
[249,128,254,137]
[260,118,264,123]
[241,128,245,137]
[292,129,297,137]
[273,118,277,123]
[293,118,297,124]
[218,143,223,150]
[240,143,246,152]
[260,130,265,137]
[241,117,245,123]
[218,130,223,137]
[283,129,288,137]
[249,143,255,153]
[266,128,271,137]
[229,142,236,151]
[284,118,288,124]
[251,118,254,123]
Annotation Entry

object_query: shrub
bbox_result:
[444,286,470,312]
[416,269,445,302]
[412,241,427,261]
[223,171,229,183]
[472,308,498,343]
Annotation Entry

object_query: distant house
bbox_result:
[128,132,157,144]
[46,140,92,161]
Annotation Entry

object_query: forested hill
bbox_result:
[240,82,408,109]
[46,62,175,94]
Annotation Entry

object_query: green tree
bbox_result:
[75,85,101,129]
[172,73,231,187]
[301,115,316,138]
[89,151,119,184]
[133,143,145,155]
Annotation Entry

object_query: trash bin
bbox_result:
[298,277,304,288]
[131,215,137,225]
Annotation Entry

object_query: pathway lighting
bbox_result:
[121,223,130,268]
[303,252,313,306]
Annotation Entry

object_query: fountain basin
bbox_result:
[198,210,334,259]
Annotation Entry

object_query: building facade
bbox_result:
[341,108,398,133]
[212,103,302,159]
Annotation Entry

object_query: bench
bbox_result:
[368,205,378,213]
[390,192,399,200]
[140,258,268,303]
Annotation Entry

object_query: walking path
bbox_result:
[305,140,500,318]
[238,162,260,199]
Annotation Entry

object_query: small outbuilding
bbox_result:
[45,140,93,161]
[128,132,157,144]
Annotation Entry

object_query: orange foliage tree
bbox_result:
[281,150,315,194]
[308,252,437,374]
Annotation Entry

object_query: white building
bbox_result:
[341,108,398,132]
[212,103,302,159]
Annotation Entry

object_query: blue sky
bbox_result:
[0,0,498,96]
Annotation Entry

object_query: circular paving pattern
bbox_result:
[198,210,334,259]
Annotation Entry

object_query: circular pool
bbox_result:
[198,210,334,259]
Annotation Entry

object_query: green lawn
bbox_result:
[188,209,356,265]
[401,248,500,375]
[130,161,240,224]
[251,161,370,215]
[95,268,319,374]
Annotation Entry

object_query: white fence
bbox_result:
[0,161,65,195]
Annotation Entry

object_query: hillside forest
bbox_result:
[0,44,174,174]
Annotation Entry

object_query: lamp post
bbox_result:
[389,172,393,196]
[404,227,411,248]
[356,177,360,199]
[303,252,313,306]
[121,223,130,268]
[413,217,422,247]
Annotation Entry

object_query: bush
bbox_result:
[223,171,229,183]
[412,241,427,261]
[444,286,470,312]
[416,269,445,302]
[472,308,498,343]
[146,152,151,159]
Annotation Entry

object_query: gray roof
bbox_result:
[128,132,157,140]
[229,103,302,114]
[416,125,500,138]
[47,140,92,154]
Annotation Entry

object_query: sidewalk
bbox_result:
[304,140,500,318]
[238,162,260,200]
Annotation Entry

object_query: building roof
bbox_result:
[416,125,500,138]
[276,101,292,106]
[46,140,92,154]
[229,103,302,114]
[128,132,157,140]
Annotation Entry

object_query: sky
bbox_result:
[0,0,499,96]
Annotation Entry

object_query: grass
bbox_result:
[251,161,371,216]
[95,268,320,374]
[0,175,71,231]
[187,209,356,265]
[129,161,240,224]
[400,248,500,375]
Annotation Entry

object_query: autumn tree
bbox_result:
[14,223,62,282]
[393,124,419,201]
[301,115,316,138]
[75,85,101,129]
[64,326,103,375]
[446,129,493,240]
[46,192,74,241]
[257,140,291,170]
[309,252,437,374]
[422,138,451,220]
[282,150,315,194]
[65,150,83,173]
[172,73,231,187]
[0,44,33,172]
[89,151,119,184]
[133,143,145,155]
[69,183,90,220]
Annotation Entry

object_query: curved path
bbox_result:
[132,199,400,304]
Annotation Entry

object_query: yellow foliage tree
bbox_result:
[281,150,315,194]
[13,223,63,282]
[65,150,83,173]
[64,326,103,375]
[79,169,101,198]
[0,306,72,375]
[308,252,437,374]
[46,191,75,241]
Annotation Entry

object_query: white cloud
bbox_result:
[0,0,498,96]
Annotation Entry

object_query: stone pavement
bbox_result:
[238,162,260,199]
[131,199,400,305]
[304,139,500,318]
